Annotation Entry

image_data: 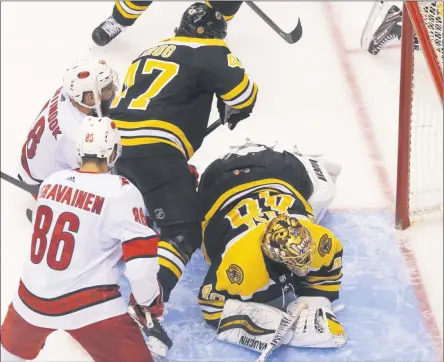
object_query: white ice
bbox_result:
[1,2,442,361]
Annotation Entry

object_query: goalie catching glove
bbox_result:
[128,287,173,358]
[217,96,252,130]
[286,296,347,348]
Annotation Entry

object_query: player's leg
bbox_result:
[206,1,243,22]
[116,150,203,302]
[92,1,153,46]
[197,264,227,328]
[67,313,153,362]
[0,303,55,360]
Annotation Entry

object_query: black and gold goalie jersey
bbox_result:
[110,37,258,160]
[197,150,343,326]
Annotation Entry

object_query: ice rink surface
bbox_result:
[1,2,442,361]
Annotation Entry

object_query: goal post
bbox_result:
[395,2,443,230]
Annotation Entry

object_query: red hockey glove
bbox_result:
[188,164,199,187]
[129,284,164,321]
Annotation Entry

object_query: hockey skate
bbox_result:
[367,5,402,55]
[128,304,173,358]
[92,16,126,46]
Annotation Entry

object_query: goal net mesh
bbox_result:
[407,2,443,223]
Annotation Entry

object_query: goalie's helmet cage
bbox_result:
[396,2,443,229]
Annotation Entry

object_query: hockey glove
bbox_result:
[128,286,173,358]
[217,97,251,130]
[129,283,164,319]
[286,296,347,348]
[188,164,199,187]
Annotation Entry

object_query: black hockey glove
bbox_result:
[217,97,251,130]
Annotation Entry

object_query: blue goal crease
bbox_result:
[118,211,438,362]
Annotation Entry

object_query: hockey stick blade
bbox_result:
[246,2,302,44]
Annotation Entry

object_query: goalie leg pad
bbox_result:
[216,299,294,353]
[297,155,341,223]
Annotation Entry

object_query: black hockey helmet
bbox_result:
[175,2,227,40]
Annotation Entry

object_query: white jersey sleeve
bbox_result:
[103,177,160,307]
[18,88,87,185]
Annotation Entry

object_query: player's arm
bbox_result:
[299,227,343,302]
[104,179,160,307]
[199,45,258,130]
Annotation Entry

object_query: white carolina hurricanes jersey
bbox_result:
[18,87,87,185]
[13,169,160,330]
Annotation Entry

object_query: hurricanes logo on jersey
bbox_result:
[318,234,332,257]
[226,264,244,285]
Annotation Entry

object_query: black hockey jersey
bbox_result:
[198,149,316,262]
[110,36,258,160]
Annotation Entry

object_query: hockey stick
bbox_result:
[1,120,222,196]
[0,171,37,194]
[205,118,222,136]
[245,2,303,44]
[255,302,307,362]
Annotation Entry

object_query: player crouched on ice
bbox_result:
[196,141,346,355]
[1,116,167,362]
[18,59,119,199]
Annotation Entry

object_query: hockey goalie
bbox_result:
[196,141,346,355]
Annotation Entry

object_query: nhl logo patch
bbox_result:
[226,264,244,285]
[318,234,332,257]
[215,11,222,20]
[154,208,165,220]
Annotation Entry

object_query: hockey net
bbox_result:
[396,2,443,230]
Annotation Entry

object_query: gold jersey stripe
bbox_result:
[115,119,194,159]
[202,311,223,321]
[159,36,228,47]
[158,241,186,264]
[221,73,249,101]
[159,257,182,280]
[115,1,140,19]
[198,298,225,308]
[125,1,150,11]
[306,271,343,283]
[232,83,258,109]
[121,137,184,157]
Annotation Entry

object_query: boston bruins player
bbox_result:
[92,1,243,46]
[111,2,258,303]
[197,142,346,353]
